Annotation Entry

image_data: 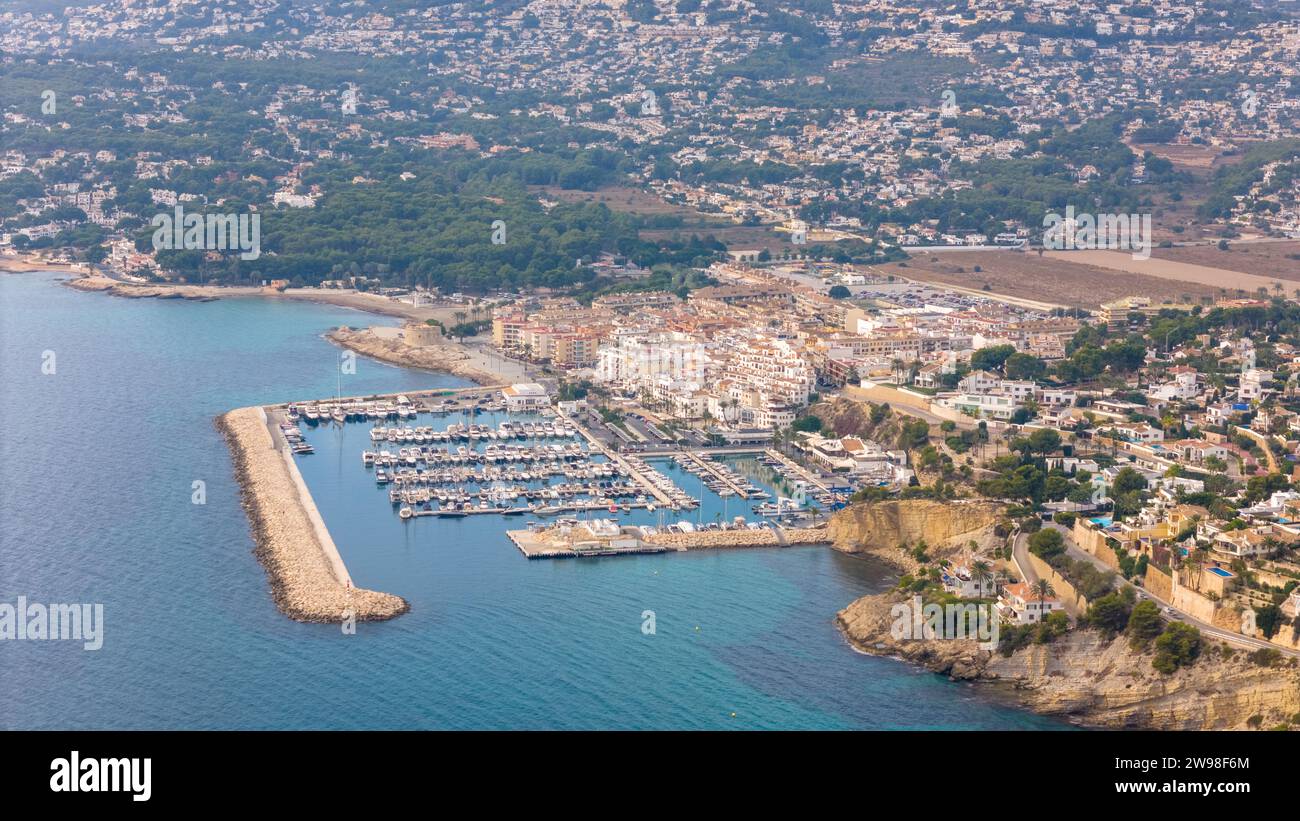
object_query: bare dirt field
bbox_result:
[880,249,1222,309]
[1044,249,1284,296]
[1130,142,1225,171]
[1151,241,1300,290]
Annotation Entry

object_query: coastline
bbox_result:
[645,527,830,550]
[58,270,446,321]
[41,258,1293,728]
[24,263,525,385]
[834,589,1300,730]
[0,253,87,275]
[217,405,409,623]
[326,326,522,387]
[824,501,1300,729]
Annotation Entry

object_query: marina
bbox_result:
[673,451,770,500]
[270,385,832,559]
[5,270,1064,732]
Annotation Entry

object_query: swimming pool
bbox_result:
[1207,566,1234,578]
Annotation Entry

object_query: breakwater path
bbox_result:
[219,406,409,622]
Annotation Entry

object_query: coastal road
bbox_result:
[1048,523,1300,658]
[1010,531,1039,586]
[1010,529,1090,620]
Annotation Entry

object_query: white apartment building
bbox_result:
[1239,369,1271,402]
[999,380,1037,402]
[1036,387,1076,408]
[1109,422,1165,443]
[958,370,1001,394]
[726,336,815,409]
[595,330,710,391]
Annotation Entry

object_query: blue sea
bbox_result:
[0,272,1063,729]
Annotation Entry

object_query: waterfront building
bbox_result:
[502,383,550,412]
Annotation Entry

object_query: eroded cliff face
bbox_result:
[984,630,1300,730]
[828,499,1005,570]
[837,591,1300,730]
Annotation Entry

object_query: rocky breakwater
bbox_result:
[218,406,409,622]
[66,273,221,300]
[837,590,1300,729]
[328,326,500,386]
[827,498,1006,571]
[645,526,830,550]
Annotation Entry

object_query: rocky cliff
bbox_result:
[828,499,1004,571]
[837,590,1300,730]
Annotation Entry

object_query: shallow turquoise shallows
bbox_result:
[0,273,1064,729]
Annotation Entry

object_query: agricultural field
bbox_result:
[1150,240,1300,291]
[882,249,1222,309]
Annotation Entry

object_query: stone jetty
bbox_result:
[219,406,409,623]
[645,526,830,550]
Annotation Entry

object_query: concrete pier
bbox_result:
[764,448,833,494]
[678,451,751,497]
[563,413,674,505]
[506,523,830,559]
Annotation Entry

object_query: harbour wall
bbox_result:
[645,527,830,550]
[218,405,409,623]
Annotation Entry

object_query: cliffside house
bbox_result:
[996,582,1064,624]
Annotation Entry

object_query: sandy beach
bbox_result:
[218,406,409,622]
[8,260,528,384]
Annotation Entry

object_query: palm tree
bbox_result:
[1192,546,1210,591]
[1032,579,1055,622]
[972,560,995,598]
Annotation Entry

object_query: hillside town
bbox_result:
[5,0,1300,269]
[7,0,1300,744]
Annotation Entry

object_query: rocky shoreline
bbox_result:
[218,406,409,623]
[835,589,1300,729]
[826,502,1300,730]
[66,274,221,300]
[327,326,505,387]
[56,271,516,385]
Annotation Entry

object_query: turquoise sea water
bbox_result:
[0,272,1064,729]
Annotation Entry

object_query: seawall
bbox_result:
[645,527,830,550]
[218,406,409,623]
